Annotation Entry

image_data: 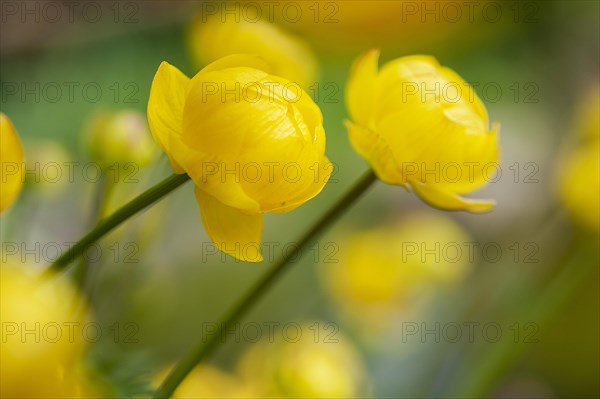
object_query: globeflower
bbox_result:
[188,14,318,89]
[319,212,472,333]
[147,55,331,262]
[236,322,366,398]
[0,264,101,397]
[0,113,24,213]
[345,50,499,213]
[153,364,258,398]
[557,84,600,231]
[83,109,156,171]
[24,139,72,198]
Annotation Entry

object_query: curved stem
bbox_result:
[45,173,191,277]
[153,169,378,398]
[452,232,594,397]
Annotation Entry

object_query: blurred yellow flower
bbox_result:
[237,322,366,398]
[272,1,466,50]
[154,364,257,398]
[83,109,156,170]
[24,139,71,198]
[189,14,318,89]
[345,50,500,213]
[0,265,100,398]
[0,113,24,213]
[321,212,472,327]
[558,85,600,231]
[147,56,331,262]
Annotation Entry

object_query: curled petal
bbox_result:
[411,181,495,213]
[195,188,264,262]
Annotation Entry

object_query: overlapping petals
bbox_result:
[345,50,499,213]
[148,56,331,261]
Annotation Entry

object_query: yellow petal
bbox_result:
[0,113,24,213]
[183,69,329,213]
[411,181,495,213]
[147,61,190,174]
[345,120,402,185]
[195,187,264,262]
[269,155,333,214]
[168,136,261,213]
[346,49,379,127]
[440,66,489,126]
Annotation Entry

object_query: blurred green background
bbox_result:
[1,1,598,397]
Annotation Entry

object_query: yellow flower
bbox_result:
[345,50,500,213]
[153,364,258,398]
[147,56,331,262]
[188,14,318,89]
[0,113,24,213]
[83,109,156,170]
[0,264,100,398]
[237,322,366,398]
[557,85,600,231]
[24,139,71,198]
[320,212,472,329]
[270,1,466,49]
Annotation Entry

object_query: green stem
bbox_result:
[453,233,594,397]
[74,174,113,291]
[45,173,191,277]
[153,169,378,399]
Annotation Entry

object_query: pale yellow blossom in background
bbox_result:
[0,264,101,398]
[189,14,318,88]
[24,139,71,198]
[153,364,258,398]
[558,84,600,231]
[237,322,367,398]
[320,212,472,330]
[83,109,156,170]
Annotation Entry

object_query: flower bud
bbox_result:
[83,110,156,171]
[24,139,71,198]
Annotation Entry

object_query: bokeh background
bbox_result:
[1,1,598,397]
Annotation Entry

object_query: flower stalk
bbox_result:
[45,173,191,276]
[153,169,377,398]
